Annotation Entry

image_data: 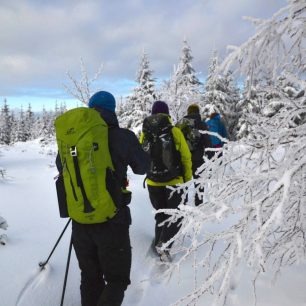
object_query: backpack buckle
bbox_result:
[70,146,77,156]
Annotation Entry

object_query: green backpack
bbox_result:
[54,107,117,224]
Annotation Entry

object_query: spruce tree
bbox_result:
[203,51,240,139]
[10,112,18,143]
[24,103,35,141]
[120,50,156,132]
[162,39,202,122]
[175,39,201,87]
[0,99,13,145]
[16,107,28,142]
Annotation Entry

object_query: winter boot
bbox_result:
[150,239,159,256]
[159,249,172,262]
[156,242,172,262]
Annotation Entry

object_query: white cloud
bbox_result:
[0,0,287,98]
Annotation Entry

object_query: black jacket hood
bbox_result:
[93,107,119,128]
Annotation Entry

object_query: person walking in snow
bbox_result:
[140,101,192,261]
[56,91,149,306]
[177,104,212,206]
[205,112,228,157]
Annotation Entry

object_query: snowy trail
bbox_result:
[0,142,80,306]
[16,266,51,306]
[1,141,306,306]
[0,141,170,306]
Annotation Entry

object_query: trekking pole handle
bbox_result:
[39,218,71,269]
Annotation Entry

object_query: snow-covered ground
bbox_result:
[0,141,305,306]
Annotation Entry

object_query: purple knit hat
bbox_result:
[151,101,169,115]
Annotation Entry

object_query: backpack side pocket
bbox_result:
[56,173,69,218]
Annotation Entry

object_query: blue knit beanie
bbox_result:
[88,91,116,112]
[151,101,169,115]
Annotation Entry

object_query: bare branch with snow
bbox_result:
[63,58,103,105]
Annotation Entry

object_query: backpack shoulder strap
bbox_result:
[70,145,95,213]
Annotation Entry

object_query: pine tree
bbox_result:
[161,39,202,122]
[0,99,13,145]
[203,50,223,116]
[36,107,53,142]
[16,107,28,142]
[24,103,35,141]
[203,51,240,139]
[175,39,201,88]
[223,70,241,137]
[9,112,18,143]
[120,50,156,133]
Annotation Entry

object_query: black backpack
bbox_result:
[142,114,182,182]
[176,117,201,152]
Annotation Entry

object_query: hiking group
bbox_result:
[54,91,228,305]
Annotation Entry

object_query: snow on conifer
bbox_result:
[160,39,202,122]
[0,99,14,145]
[203,50,240,139]
[159,2,306,305]
[119,50,157,134]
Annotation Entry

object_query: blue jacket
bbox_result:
[205,114,228,146]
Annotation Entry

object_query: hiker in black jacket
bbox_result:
[56,91,149,306]
[140,101,192,261]
[182,104,212,206]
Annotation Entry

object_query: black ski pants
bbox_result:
[72,220,131,306]
[148,185,183,248]
[192,158,205,206]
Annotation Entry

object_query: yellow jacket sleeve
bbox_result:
[139,132,144,144]
[171,127,192,183]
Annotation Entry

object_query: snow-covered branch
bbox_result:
[63,58,103,105]
[159,93,306,305]
[221,0,306,82]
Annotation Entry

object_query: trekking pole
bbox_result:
[39,218,71,270]
[60,234,73,306]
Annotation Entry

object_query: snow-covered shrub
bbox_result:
[119,51,157,131]
[160,39,202,123]
[161,97,306,305]
[161,1,306,305]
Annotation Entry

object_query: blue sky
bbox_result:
[0,0,287,111]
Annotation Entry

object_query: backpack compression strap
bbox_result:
[70,146,95,213]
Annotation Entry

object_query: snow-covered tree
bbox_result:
[135,50,157,115]
[15,107,28,142]
[234,78,267,139]
[9,112,18,143]
[203,50,240,139]
[119,51,157,133]
[175,39,202,88]
[221,0,306,89]
[160,2,306,305]
[36,102,66,143]
[261,72,305,118]
[203,50,221,107]
[161,39,202,122]
[64,58,103,105]
[34,107,55,143]
[23,103,35,141]
[0,99,13,145]
[234,74,300,139]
